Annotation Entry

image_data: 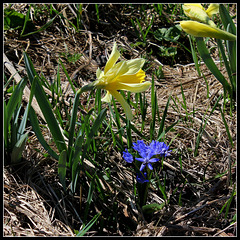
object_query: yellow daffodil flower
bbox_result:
[182,4,219,27]
[180,4,236,41]
[180,21,236,41]
[93,42,151,120]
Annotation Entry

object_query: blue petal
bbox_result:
[139,163,146,172]
[122,149,133,163]
[133,140,148,158]
[136,172,149,184]
[149,158,160,163]
[147,163,153,170]
[135,157,145,162]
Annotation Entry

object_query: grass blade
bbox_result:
[24,52,67,153]
[194,94,223,156]
[82,108,107,160]
[59,59,76,94]
[157,93,171,141]
[29,107,59,160]
[58,150,67,191]
[11,132,28,163]
[21,14,58,37]
[76,212,101,236]
[6,77,27,129]
[218,105,234,147]
[83,177,96,224]
[189,35,201,76]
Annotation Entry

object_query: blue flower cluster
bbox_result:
[123,140,171,183]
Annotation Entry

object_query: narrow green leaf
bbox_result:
[76,212,101,236]
[82,108,107,160]
[20,4,31,36]
[59,60,76,94]
[157,93,171,141]
[189,35,201,76]
[18,75,37,140]
[24,52,67,153]
[196,37,231,94]
[219,4,236,35]
[11,132,28,163]
[67,90,81,158]
[6,77,27,129]
[29,107,59,160]
[58,150,67,191]
[150,75,157,141]
[4,101,8,147]
[21,14,58,37]
[219,105,234,147]
[83,177,96,224]
[216,39,233,89]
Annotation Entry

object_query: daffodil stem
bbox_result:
[68,83,96,161]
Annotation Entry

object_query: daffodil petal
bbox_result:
[110,90,133,120]
[101,90,112,103]
[183,4,209,23]
[124,58,145,75]
[183,4,204,10]
[117,81,151,93]
[180,21,236,41]
[206,4,219,17]
[96,67,103,79]
[104,42,120,74]
[111,61,129,78]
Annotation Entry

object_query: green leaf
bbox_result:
[59,60,76,94]
[29,107,59,160]
[68,84,96,159]
[18,75,37,141]
[142,202,166,214]
[11,132,28,163]
[195,37,231,95]
[189,35,201,76]
[58,150,67,191]
[4,8,34,32]
[76,212,101,236]
[4,101,8,148]
[219,105,234,147]
[157,93,171,141]
[219,4,236,96]
[154,25,181,42]
[82,108,107,160]
[20,14,58,37]
[24,52,67,153]
[219,4,236,35]
[83,177,96,224]
[6,77,27,131]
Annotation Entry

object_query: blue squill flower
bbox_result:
[122,149,134,163]
[122,140,171,171]
[136,172,149,184]
[134,140,171,171]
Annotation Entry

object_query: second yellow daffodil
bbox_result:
[182,3,218,27]
[180,3,236,41]
[93,42,151,120]
[180,21,236,41]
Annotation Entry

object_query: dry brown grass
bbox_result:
[4,3,236,236]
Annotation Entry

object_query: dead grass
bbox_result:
[4,3,236,236]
